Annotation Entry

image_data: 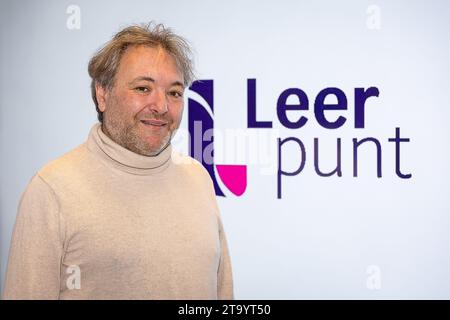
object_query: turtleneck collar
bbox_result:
[86,123,172,175]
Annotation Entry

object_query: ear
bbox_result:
[95,83,109,112]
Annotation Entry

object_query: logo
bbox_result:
[188,79,411,199]
[188,80,247,197]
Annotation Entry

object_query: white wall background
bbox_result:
[1,0,449,299]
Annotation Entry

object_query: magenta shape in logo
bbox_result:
[216,165,247,196]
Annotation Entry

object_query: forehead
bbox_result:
[116,45,183,84]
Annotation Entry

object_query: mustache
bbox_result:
[137,115,171,122]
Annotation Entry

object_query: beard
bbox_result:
[102,108,174,157]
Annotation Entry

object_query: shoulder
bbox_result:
[171,151,211,178]
[170,151,221,216]
[170,151,215,189]
[37,143,91,187]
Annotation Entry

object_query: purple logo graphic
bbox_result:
[188,80,247,197]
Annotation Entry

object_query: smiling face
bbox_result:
[96,45,185,156]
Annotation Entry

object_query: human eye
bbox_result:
[168,90,183,98]
[135,86,150,93]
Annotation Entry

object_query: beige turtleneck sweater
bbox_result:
[3,123,233,300]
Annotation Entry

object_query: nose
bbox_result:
[149,88,168,114]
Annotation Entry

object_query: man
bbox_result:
[3,23,234,299]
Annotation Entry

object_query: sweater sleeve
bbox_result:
[3,174,64,300]
[217,217,234,299]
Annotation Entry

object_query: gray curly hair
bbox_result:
[88,22,195,122]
